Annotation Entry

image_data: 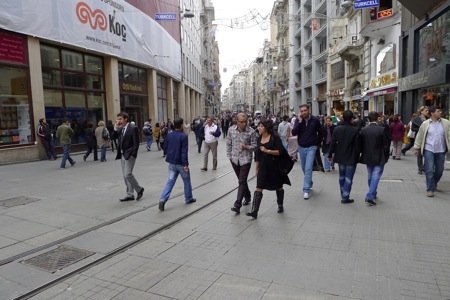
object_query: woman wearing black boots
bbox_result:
[247,118,291,219]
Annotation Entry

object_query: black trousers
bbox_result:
[231,161,251,208]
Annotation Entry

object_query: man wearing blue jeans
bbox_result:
[328,110,360,204]
[56,119,75,169]
[292,104,323,199]
[159,117,196,211]
[414,106,450,197]
[360,112,391,206]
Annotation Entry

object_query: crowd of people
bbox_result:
[38,104,449,215]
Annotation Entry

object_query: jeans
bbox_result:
[338,164,356,200]
[298,145,317,193]
[231,161,251,208]
[323,152,335,171]
[417,152,424,172]
[41,139,57,159]
[366,165,384,200]
[100,147,107,161]
[60,144,74,168]
[423,150,446,192]
[146,136,153,149]
[160,164,193,202]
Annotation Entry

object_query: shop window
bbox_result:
[375,44,396,75]
[62,50,83,71]
[40,44,106,146]
[84,55,103,75]
[41,45,60,68]
[63,72,85,88]
[0,68,32,146]
[86,75,102,90]
[417,9,450,72]
[369,0,393,21]
[42,69,61,86]
[87,92,105,126]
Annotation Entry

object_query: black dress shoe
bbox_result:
[341,199,354,204]
[186,198,197,204]
[365,199,376,206]
[136,188,144,200]
[231,206,240,214]
[243,198,251,206]
[200,168,207,171]
[159,202,165,211]
[120,196,135,202]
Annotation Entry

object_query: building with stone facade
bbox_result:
[0,0,218,164]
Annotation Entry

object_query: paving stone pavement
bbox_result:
[1,135,450,300]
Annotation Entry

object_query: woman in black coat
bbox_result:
[247,118,291,219]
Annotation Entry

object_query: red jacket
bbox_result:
[390,121,404,141]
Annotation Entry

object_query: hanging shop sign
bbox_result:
[369,71,398,89]
[354,0,379,9]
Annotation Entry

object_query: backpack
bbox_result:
[143,127,151,136]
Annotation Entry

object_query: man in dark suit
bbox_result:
[359,111,391,206]
[113,112,144,202]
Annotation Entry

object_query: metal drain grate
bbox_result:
[0,196,40,207]
[22,245,95,273]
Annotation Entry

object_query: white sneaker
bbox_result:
[303,192,310,200]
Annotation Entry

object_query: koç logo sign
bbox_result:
[76,2,127,42]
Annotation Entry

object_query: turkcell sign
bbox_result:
[155,13,177,21]
[354,0,379,9]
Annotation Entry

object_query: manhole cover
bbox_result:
[0,196,40,207]
[22,245,95,273]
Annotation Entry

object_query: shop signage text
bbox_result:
[76,2,127,42]
[369,71,397,89]
[120,82,147,94]
[155,13,177,21]
[398,64,448,92]
[0,32,26,64]
[354,0,379,9]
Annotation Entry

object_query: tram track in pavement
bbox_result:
[9,169,256,300]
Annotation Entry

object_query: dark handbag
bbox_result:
[102,128,109,139]
[313,147,325,172]
[278,147,295,175]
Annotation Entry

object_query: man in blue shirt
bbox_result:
[159,117,196,211]
[292,104,323,199]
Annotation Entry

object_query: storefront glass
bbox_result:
[157,75,168,122]
[0,68,32,146]
[417,84,449,119]
[41,44,105,146]
[417,9,450,72]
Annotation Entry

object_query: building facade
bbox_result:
[0,0,210,164]
[398,0,450,120]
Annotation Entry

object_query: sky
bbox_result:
[211,0,276,93]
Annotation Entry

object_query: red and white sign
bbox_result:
[0,0,181,80]
[0,31,26,64]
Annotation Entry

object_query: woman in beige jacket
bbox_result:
[95,120,110,162]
